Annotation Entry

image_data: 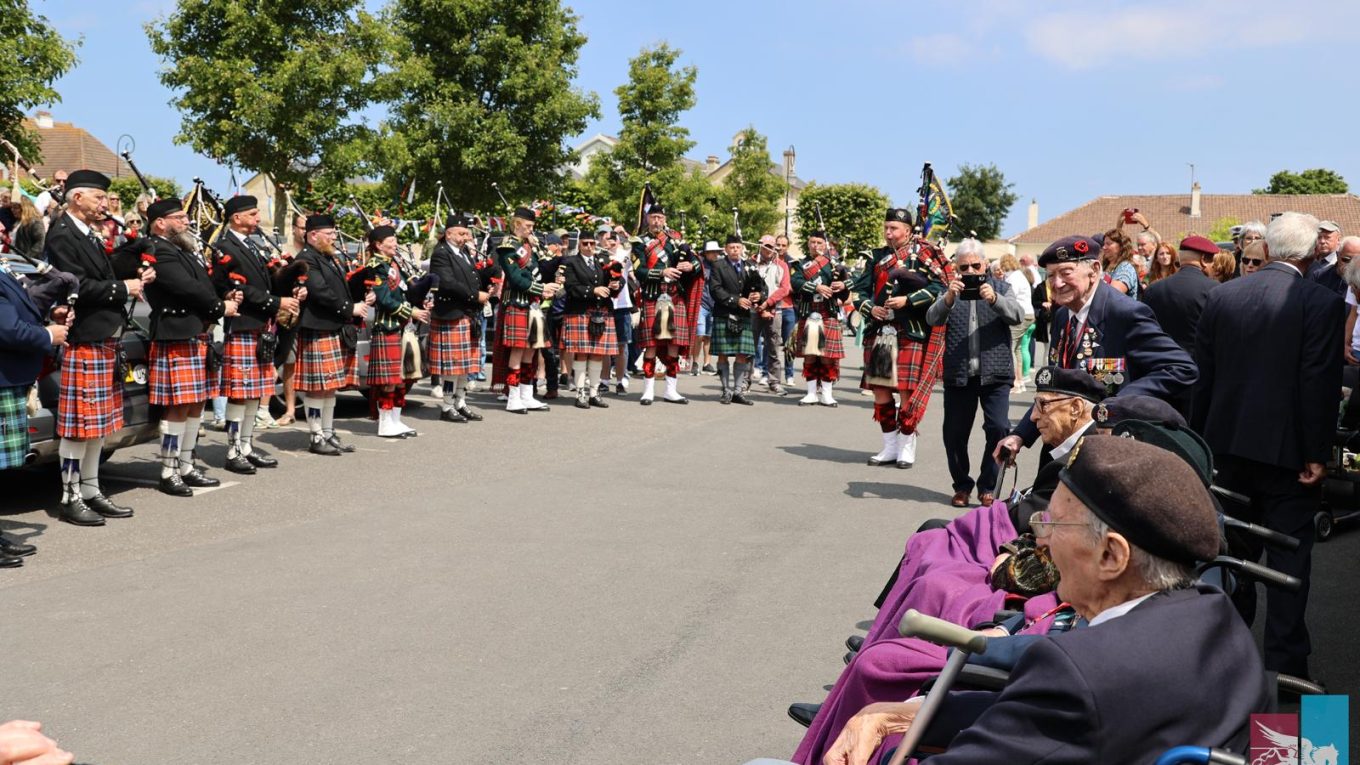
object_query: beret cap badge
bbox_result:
[1036,368,1053,386]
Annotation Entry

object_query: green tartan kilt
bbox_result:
[0,385,31,471]
[710,313,756,357]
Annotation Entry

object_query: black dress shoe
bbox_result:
[326,435,356,453]
[180,468,221,488]
[440,408,468,423]
[158,474,195,497]
[731,394,755,406]
[588,397,609,408]
[720,392,732,405]
[0,554,22,568]
[574,398,590,409]
[788,703,821,728]
[846,635,865,653]
[245,451,278,468]
[309,438,341,456]
[0,535,36,556]
[640,398,652,406]
[224,455,257,475]
[86,494,133,519]
[457,406,483,422]
[60,498,106,526]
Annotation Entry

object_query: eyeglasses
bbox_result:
[1033,395,1075,413]
[1029,510,1091,538]
[957,262,987,272]
[1241,258,1264,266]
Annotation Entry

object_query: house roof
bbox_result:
[22,117,132,180]
[1008,193,1360,244]
[571,133,806,187]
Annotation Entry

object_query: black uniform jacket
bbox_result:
[429,240,482,321]
[212,229,280,333]
[143,235,225,341]
[1142,265,1217,356]
[42,212,147,344]
[296,245,355,332]
[561,254,619,314]
[708,257,756,321]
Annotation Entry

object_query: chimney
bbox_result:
[1027,198,1039,230]
[706,155,720,173]
[1190,182,1202,219]
[34,110,53,129]
[783,146,796,180]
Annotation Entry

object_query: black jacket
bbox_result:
[143,236,225,340]
[296,245,355,332]
[42,212,146,344]
[0,270,52,387]
[212,229,280,333]
[708,257,758,321]
[561,254,619,314]
[1193,262,1344,469]
[1142,266,1216,356]
[429,240,482,321]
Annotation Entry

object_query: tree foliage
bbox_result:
[946,163,1019,241]
[1205,216,1242,244]
[147,1,386,228]
[711,127,784,242]
[376,0,599,213]
[794,182,891,257]
[0,2,78,162]
[1253,168,1349,195]
[109,176,183,211]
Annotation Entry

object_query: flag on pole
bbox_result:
[917,164,954,240]
[635,183,658,235]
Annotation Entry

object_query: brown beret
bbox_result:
[1058,435,1219,564]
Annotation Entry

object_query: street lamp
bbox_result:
[783,145,795,238]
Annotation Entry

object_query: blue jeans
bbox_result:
[697,305,713,337]
[780,307,796,380]
[613,308,633,355]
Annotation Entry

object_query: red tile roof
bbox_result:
[20,118,132,181]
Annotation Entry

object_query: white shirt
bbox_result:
[1049,420,1093,464]
[67,212,91,237]
[610,247,633,310]
[1088,592,1156,627]
[1005,270,1035,318]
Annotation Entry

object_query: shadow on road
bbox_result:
[778,443,875,464]
[845,480,952,504]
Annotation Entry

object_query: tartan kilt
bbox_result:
[792,315,846,360]
[710,313,756,357]
[221,331,274,400]
[428,317,480,376]
[637,296,692,349]
[860,326,947,395]
[0,385,31,470]
[559,309,619,356]
[498,305,532,349]
[148,337,212,406]
[58,340,124,439]
[366,331,405,386]
[296,329,357,393]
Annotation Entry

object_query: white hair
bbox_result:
[1087,514,1196,591]
[953,238,985,262]
[1135,230,1159,246]
[1342,238,1360,290]
[1240,220,1266,239]
[1265,212,1320,261]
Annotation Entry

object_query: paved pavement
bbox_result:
[2,361,1356,763]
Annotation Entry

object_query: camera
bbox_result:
[960,273,986,300]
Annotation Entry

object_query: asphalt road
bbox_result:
[2,361,1356,763]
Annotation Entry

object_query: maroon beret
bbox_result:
[1178,235,1219,256]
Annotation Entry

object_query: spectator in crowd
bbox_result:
[1238,240,1266,277]
[751,235,791,395]
[927,240,1022,507]
[1144,241,1178,286]
[1343,247,1360,390]
[8,197,47,263]
[997,254,1035,391]
[1143,236,1219,358]
[775,234,797,385]
[690,238,717,377]
[1306,220,1345,296]
[0,190,14,236]
[1100,227,1140,298]
[1193,211,1342,680]
[1207,250,1237,283]
[1134,230,1160,282]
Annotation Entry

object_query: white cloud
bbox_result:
[905,33,968,63]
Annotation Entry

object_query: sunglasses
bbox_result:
[1241,258,1264,266]
[957,262,987,272]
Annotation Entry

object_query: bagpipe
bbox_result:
[2,250,79,319]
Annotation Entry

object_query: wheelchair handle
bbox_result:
[1153,745,1245,765]
[1221,516,1301,551]
[898,609,989,654]
[1201,556,1302,592]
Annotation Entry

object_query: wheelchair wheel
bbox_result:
[1315,511,1334,541]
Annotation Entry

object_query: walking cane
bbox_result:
[884,610,991,765]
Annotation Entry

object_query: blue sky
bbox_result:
[35,0,1358,236]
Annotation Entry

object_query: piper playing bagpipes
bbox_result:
[358,224,429,438]
[789,229,850,407]
[559,229,622,410]
[427,213,489,424]
[495,206,561,413]
[630,198,702,405]
[853,206,951,468]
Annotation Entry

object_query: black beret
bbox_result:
[1111,420,1213,487]
[305,214,336,232]
[725,234,743,245]
[1034,366,1104,403]
[1094,395,1186,429]
[445,213,473,229]
[65,169,111,192]
[146,198,184,227]
[367,225,396,244]
[512,206,536,221]
[886,207,913,225]
[648,204,666,216]
[1058,435,1219,564]
[544,232,563,246]
[1038,235,1099,267]
[806,229,828,240]
[224,195,258,217]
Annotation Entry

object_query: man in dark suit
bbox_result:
[1142,235,1219,415]
[1193,211,1343,679]
[994,235,1197,463]
[428,214,489,423]
[708,235,759,405]
[820,437,1268,765]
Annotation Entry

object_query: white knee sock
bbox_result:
[586,359,602,394]
[160,421,185,479]
[58,439,82,503]
[179,416,202,475]
[80,438,105,499]
[225,402,246,458]
[240,399,260,456]
[321,396,336,438]
[441,379,457,412]
[304,396,324,436]
[453,375,467,409]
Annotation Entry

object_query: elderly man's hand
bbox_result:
[979,283,997,304]
[1299,462,1326,486]
[0,720,73,765]
[994,435,1022,465]
[823,700,922,765]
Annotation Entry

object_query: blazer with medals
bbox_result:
[212,229,280,333]
[1011,280,1197,447]
[143,235,226,340]
[561,253,620,314]
[42,212,146,344]
[0,269,53,387]
[851,244,945,341]
[429,239,482,322]
[295,245,355,332]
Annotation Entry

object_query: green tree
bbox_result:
[794,182,891,258]
[376,0,599,213]
[946,163,1018,241]
[712,127,784,241]
[147,1,385,233]
[109,176,183,211]
[0,2,78,162]
[1253,168,1349,195]
[1206,216,1242,243]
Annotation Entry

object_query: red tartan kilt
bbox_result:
[559,309,619,356]
[148,337,211,406]
[860,331,941,393]
[296,330,356,392]
[498,305,532,349]
[792,316,846,360]
[221,331,274,400]
[427,317,480,376]
[637,296,691,349]
[365,331,405,386]
[57,340,124,439]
